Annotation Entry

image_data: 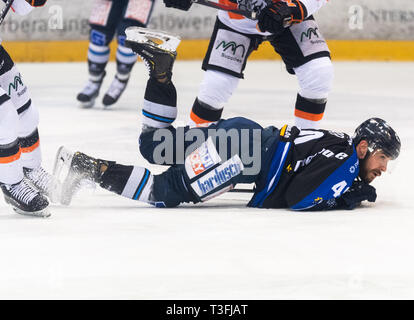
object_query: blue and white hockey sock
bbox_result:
[142,78,177,130]
[100,164,153,203]
[87,43,110,79]
[116,43,137,80]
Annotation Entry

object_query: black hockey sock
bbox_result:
[19,129,40,152]
[116,60,135,80]
[100,163,153,202]
[294,94,326,125]
[190,98,223,126]
[88,60,107,80]
[144,78,177,107]
[116,41,137,78]
[142,78,178,129]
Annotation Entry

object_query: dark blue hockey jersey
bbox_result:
[248,125,359,210]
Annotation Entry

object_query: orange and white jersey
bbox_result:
[11,0,35,15]
[217,0,329,36]
[0,0,37,44]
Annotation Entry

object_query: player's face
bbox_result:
[360,150,391,183]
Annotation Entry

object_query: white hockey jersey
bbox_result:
[218,0,329,36]
[1,0,34,44]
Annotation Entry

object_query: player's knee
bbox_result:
[295,57,334,99]
[198,70,240,109]
[17,104,39,137]
[90,28,112,47]
[0,99,19,144]
[139,129,163,164]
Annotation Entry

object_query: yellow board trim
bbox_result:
[2,39,414,62]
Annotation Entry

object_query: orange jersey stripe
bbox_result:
[219,0,244,20]
[190,111,214,125]
[295,109,324,121]
[0,149,21,164]
[21,140,40,153]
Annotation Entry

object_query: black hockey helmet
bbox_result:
[353,118,401,160]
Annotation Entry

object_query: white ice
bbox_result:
[0,60,413,299]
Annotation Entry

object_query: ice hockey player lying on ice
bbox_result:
[54,27,401,211]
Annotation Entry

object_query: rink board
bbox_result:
[4,39,414,62]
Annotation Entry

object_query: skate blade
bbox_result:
[52,146,76,205]
[13,207,51,218]
[79,99,96,109]
[53,146,74,178]
[125,27,181,53]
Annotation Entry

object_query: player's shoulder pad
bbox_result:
[279,124,301,143]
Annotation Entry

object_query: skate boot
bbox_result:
[24,166,62,204]
[124,27,181,81]
[53,146,113,206]
[102,75,129,107]
[76,72,106,108]
[1,179,50,218]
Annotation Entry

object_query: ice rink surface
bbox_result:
[0,60,413,299]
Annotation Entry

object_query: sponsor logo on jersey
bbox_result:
[294,148,350,172]
[215,41,246,58]
[188,139,218,176]
[195,159,243,196]
[189,150,215,175]
[300,27,320,42]
[8,74,24,96]
[349,159,359,174]
[90,30,107,46]
[313,197,323,204]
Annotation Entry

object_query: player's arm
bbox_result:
[257,0,328,34]
[315,179,377,211]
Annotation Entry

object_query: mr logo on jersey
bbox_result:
[191,155,244,198]
[216,41,246,58]
[8,73,24,96]
[300,27,319,42]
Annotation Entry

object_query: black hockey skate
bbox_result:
[53,146,112,205]
[1,179,50,218]
[24,166,62,204]
[124,27,181,81]
[77,72,106,108]
[102,75,129,107]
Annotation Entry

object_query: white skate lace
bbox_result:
[81,80,101,96]
[137,53,152,75]
[25,167,54,195]
[106,77,127,98]
[8,180,39,205]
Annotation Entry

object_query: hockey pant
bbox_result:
[0,46,41,185]
[191,17,334,129]
[87,0,155,78]
[99,80,265,207]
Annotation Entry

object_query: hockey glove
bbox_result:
[26,0,47,6]
[257,0,307,35]
[164,0,192,11]
[336,180,377,210]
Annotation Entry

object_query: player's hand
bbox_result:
[164,0,193,11]
[338,180,377,210]
[257,0,307,34]
[26,0,48,6]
